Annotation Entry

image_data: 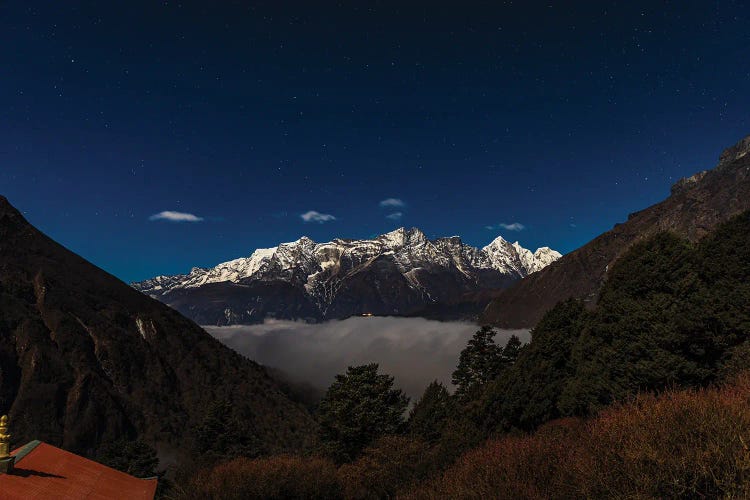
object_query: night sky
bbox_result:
[2,2,749,283]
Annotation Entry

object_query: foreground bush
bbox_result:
[338,436,436,499]
[187,455,341,500]
[405,374,750,499]
[402,418,584,499]
[580,374,750,498]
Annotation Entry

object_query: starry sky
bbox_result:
[2,2,749,283]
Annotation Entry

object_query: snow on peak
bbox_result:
[378,227,427,249]
[483,236,561,277]
[529,247,562,273]
[485,234,510,248]
[244,246,277,275]
[293,236,314,244]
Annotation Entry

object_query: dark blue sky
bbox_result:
[2,1,749,283]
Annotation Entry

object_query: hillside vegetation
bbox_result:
[480,209,750,433]
[173,210,750,498]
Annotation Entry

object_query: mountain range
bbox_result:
[482,133,750,328]
[132,229,561,325]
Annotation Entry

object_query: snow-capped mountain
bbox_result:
[132,227,561,325]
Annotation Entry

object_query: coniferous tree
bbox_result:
[408,381,452,443]
[452,326,505,400]
[502,335,523,363]
[317,364,409,463]
[194,399,264,461]
[96,439,160,478]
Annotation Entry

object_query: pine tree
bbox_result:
[194,399,263,461]
[96,439,160,478]
[452,326,505,400]
[408,381,452,443]
[317,364,409,463]
[502,335,523,363]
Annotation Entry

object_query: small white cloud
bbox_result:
[386,212,403,220]
[149,211,204,222]
[498,222,525,232]
[484,222,526,232]
[379,198,405,208]
[301,210,336,223]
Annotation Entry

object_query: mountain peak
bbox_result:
[0,196,33,239]
[534,246,552,253]
[381,226,421,236]
[278,236,317,253]
[485,235,509,248]
[719,134,750,166]
[0,195,23,218]
[291,236,315,244]
[378,227,427,247]
[381,226,407,237]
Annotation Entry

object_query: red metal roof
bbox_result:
[0,441,157,499]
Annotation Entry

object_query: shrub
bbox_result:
[403,418,584,500]
[338,436,435,499]
[187,455,341,500]
[404,374,750,499]
[578,374,750,498]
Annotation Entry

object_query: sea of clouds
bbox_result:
[205,317,529,400]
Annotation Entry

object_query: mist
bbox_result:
[205,317,529,400]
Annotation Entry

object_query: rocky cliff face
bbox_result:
[133,228,561,325]
[0,196,315,458]
[482,134,750,328]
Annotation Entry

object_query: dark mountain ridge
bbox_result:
[482,134,750,328]
[0,196,315,459]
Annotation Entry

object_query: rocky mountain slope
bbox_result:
[482,134,750,328]
[0,196,315,459]
[132,228,560,325]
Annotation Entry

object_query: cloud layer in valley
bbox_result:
[149,210,204,222]
[205,317,529,400]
